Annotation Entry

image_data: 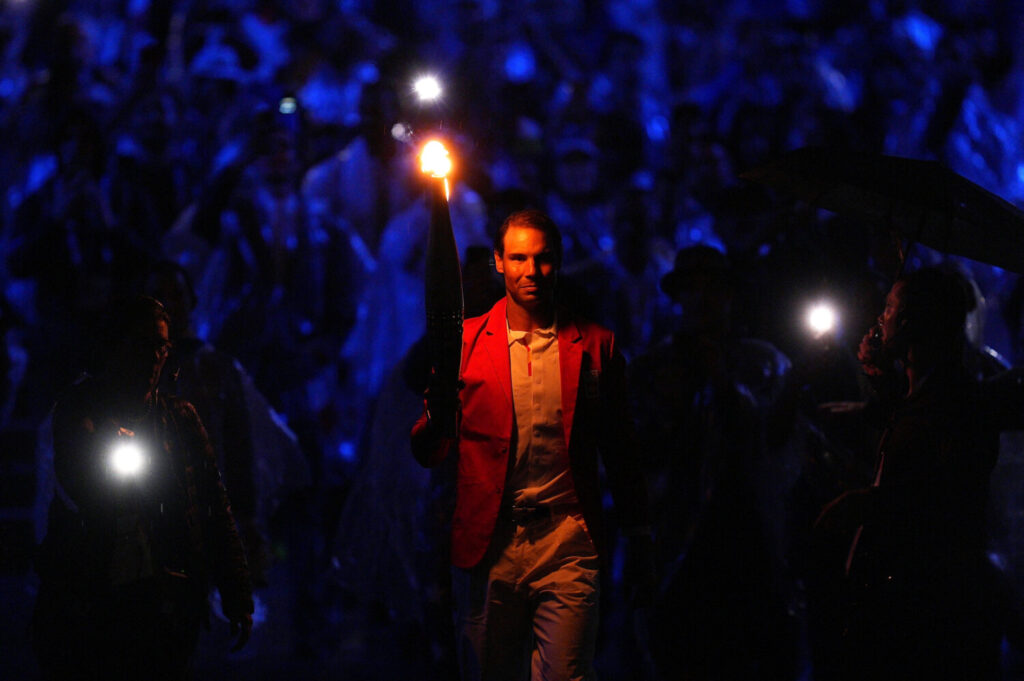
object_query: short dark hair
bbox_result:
[91,295,171,371]
[493,209,563,267]
[146,260,197,311]
[102,295,171,347]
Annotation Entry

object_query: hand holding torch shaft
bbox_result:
[421,141,463,438]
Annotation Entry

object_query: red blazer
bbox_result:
[412,298,648,569]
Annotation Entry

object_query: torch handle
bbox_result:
[424,178,464,439]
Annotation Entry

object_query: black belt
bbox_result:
[507,503,581,526]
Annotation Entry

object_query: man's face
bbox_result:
[880,281,906,346]
[494,225,558,314]
[112,318,172,397]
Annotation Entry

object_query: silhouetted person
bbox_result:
[630,245,799,680]
[32,296,253,681]
[814,267,1024,681]
[146,260,312,586]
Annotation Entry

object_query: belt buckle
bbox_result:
[509,504,550,526]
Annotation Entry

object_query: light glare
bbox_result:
[807,303,837,336]
[110,442,146,477]
[414,75,443,102]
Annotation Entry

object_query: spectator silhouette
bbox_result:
[813,267,1024,681]
[630,245,800,680]
[146,260,311,587]
[32,295,252,681]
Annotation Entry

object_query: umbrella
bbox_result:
[740,146,1024,274]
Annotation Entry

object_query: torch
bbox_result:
[420,139,463,438]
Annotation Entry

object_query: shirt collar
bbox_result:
[506,315,557,346]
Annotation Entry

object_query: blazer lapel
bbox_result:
[481,298,513,410]
[558,317,583,450]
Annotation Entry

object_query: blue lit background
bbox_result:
[3,1,1024,678]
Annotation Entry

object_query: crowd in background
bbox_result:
[5,0,1024,678]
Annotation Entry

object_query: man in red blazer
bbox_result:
[412,209,651,681]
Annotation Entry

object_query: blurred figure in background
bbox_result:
[146,260,311,587]
[630,245,800,681]
[32,296,252,681]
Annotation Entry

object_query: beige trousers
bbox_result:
[452,513,601,681]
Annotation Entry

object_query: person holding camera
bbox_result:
[814,267,1024,681]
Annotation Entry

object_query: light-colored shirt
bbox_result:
[506,320,579,507]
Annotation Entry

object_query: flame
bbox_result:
[420,140,452,199]
[420,140,452,178]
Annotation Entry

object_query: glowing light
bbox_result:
[110,441,146,478]
[420,140,453,198]
[278,97,297,115]
[806,303,837,337]
[391,122,412,142]
[413,75,443,102]
[504,43,536,82]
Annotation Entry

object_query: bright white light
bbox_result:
[807,303,837,336]
[413,75,443,102]
[110,442,146,478]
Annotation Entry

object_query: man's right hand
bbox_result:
[856,326,887,377]
[412,378,462,467]
[424,373,463,438]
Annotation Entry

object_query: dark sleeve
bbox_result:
[177,400,253,618]
[985,369,1024,432]
[860,396,894,431]
[52,394,110,515]
[598,339,650,535]
[47,394,117,584]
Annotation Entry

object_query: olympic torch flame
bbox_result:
[420,140,452,198]
[420,139,463,438]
